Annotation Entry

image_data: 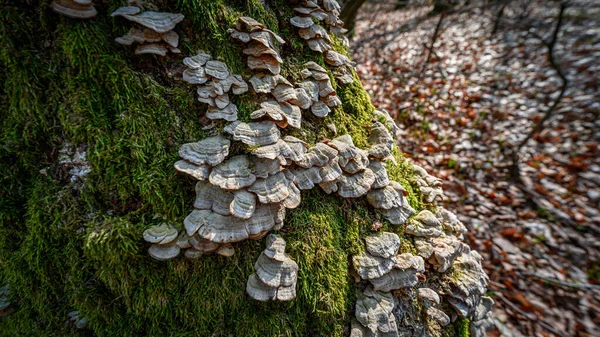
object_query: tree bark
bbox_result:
[0,1,483,336]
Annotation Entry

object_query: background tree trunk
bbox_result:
[0,1,469,336]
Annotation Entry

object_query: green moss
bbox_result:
[456,317,471,337]
[0,1,456,336]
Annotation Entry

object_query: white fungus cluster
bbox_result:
[227,17,285,75]
[111,3,184,56]
[290,1,355,85]
[132,3,492,333]
[246,234,298,301]
[182,51,249,122]
[50,0,97,19]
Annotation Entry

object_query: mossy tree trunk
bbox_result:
[0,1,461,336]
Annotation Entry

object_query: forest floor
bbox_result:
[352,1,599,336]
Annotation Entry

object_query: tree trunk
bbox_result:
[0,1,489,336]
[340,0,368,35]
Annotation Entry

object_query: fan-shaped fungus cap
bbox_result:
[248,171,291,204]
[216,244,235,257]
[369,253,424,291]
[246,273,277,301]
[255,253,298,288]
[405,210,443,237]
[355,287,397,334]
[114,11,184,33]
[204,60,230,80]
[369,267,419,292]
[209,155,257,190]
[235,16,265,32]
[148,241,181,261]
[324,50,352,67]
[206,103,238,122]
[176,233,191,249]
[250,101,285,122]
[228,28,251,43]
[335,66,354,85]
[311,100,330,117]
[174,160,210,181]
[299,24,331,42]
[184,248,203,259]
[427,307,451,326]
[252,140,291,161]
[383,200,415,225]
[352,252,395,280]
[368,144,393,161]
[290,16,315,28]
[183,67,209,85]
[339,150,369,174]
[135,43,168,56]
[337,168,375,198]
[178,135,230,167]
[183,51,212,68]
[243,204,279,239]
[366,185,404,210]
[185,208,210,237]
[226,121,281,147]
[110,6,141,17]
[196,212,250,243]
[290,88,312,109]
[50,0,97,19]
[251,156,282,178]
[230,75,248,95]
[247,55,281,75]
[364,232,400,259]
[368,161,390,189]
[286,167,322,190]
[189,235,220,253]
[436,207,467,236]
[230,189,256,220]
[249,74,276,93]
[307,38,330,53]
[317,157,342,183]
[295,143,338,168]
[418,288,441,305]
[263,234,287,261]
[272,84,297,102]
[427,235,468,272]
[281,181,301,209]
[368,121,394,147]
[143,224,179,244]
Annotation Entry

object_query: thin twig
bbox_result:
[420,12,445,76]
[521,272,600,291]
[511,1,569,180]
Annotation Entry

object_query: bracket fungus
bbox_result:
[143,224,181,261]
[413,164,445,203]
[50,0,97,19]
[112,6,184,55]
[229,17,285,75]
[225,121,281,147]
[353,287,398,337]
[404,210,444,237]
[209,155,256,190]
[247,234,298,301]
[368,253,424,292]
[132,7,494,336]
[181,52,248,122]
[297,62,342,118]
[291,0,348,56]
